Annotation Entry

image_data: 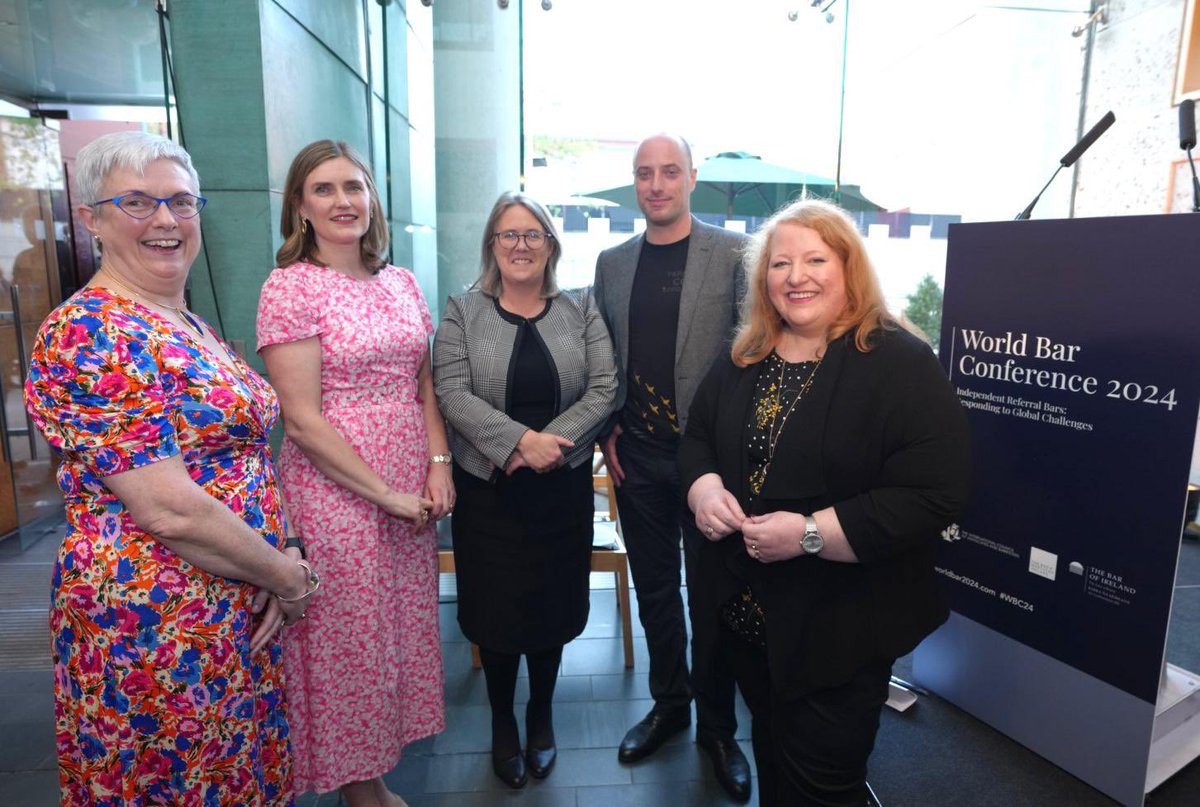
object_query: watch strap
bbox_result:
[284,536,307,560]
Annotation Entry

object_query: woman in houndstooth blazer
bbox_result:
[432,191,617,789]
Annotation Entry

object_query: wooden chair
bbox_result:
[437,448,635,670]
[593,450,618,522]
[436,524,481,669]
[591,453,635,668]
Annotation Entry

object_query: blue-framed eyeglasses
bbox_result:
[92,192,208,220]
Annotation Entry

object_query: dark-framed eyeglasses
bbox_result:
[92,192,208,220]
[493,230,552,249]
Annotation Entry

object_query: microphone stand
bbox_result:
[1186,145,1200,213]
[1015,165,1063,221]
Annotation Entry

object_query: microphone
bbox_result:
[1016,110,1116,220]
[1059,110,1116,167]
[1180,99,1200,213]
[1181,99,1196,151]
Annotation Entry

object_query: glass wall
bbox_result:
[518,0,1089,313]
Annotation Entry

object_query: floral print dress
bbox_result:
[256,263,444,794]
[25,287,294,806]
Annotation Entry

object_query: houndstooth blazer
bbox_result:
[432,287,618,482]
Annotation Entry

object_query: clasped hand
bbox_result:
[380,487,435,526]
[424,462,454,520]
[693,488,807,564]
[250,546,307,653]
[505,430,574,475]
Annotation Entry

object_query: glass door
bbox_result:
[0,116,68,536]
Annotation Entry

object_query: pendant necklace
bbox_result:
[99,269,207,340]
[749,352,822,497]
[96,269,253,393]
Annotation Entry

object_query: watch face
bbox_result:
[802,531,824,554]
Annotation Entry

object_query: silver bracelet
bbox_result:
[275,560,320,603]
[429,454,452,465]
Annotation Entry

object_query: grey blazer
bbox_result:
[592,216,747,435]
[432,287,618,482]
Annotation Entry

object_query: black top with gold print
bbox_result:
[623,236,688,447]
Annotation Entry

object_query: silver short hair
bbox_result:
[75,131,200,205]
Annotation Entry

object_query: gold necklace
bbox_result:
[749,353,822,497]
[99,269,206,340]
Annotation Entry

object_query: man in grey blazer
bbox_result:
[593,133,750,802]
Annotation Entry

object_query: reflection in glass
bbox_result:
[0,117,69,535]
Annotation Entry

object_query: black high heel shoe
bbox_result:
[525,701,557,779]
[492,751,527,789]
[525,743,557,778]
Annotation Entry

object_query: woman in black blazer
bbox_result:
[678,199,971,807]
[432,191,617,789]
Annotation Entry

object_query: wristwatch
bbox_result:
[284,535,307,560]
[801,515,825,555]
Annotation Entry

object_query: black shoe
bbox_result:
[617,707,691,763]
[492,752,527,789]
[697,734,752,802]
[526,743,557,778]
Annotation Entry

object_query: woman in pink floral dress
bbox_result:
[256,140,452,807]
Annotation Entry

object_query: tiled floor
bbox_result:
[0,522,757,806]
[368,587,757,807]
[12,516,1200,805]
[0,520,63,804]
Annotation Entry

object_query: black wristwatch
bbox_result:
[801,515,824,555]
[284,535,307,560]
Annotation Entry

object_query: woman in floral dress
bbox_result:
[25,132,315,804]
[256,140,451,807]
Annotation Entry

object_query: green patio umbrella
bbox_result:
[584,151,884,217]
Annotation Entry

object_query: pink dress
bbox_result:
[256,263,444,794]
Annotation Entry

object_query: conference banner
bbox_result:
[929,214,1200,704]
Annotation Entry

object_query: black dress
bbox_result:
[451,300,595,654]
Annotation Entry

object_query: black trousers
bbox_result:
[727,626,892,807]
[614,432,736,738]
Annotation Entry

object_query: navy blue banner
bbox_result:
[937,214,1200,705]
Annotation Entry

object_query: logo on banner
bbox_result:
[941,524,961,542]
[1029,547,1058,581]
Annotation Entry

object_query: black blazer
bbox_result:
[679,327,971,699]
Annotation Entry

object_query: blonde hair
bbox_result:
[473,191,561,298]
[276,140,389,272]
[732,199,896,366]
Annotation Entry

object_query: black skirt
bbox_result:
[451,460,594,654]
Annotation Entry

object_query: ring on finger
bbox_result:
[706,525,715,537]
